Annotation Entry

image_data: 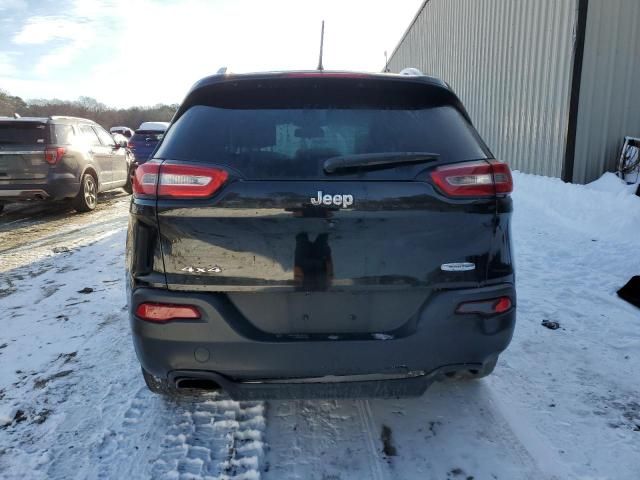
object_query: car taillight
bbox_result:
[158,164,228,198]
[135,302,201,323]
[133,161,229,199]
[44,146,66,165]
[132,161,160,197]
[456,296,513,315]
[282,72,371,79]
[430,160,513,197]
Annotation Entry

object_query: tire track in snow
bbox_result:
[0,217,268,480]
[355,399,387,480]
[451,382,551,480]
[265,399,391,480]
[364,380,558,480]
[149,395,266,480]
[0,193,129,273]
[41,382,267,480]
[265,380,559,480]
[480,379,573,480]
[88,385,188,480]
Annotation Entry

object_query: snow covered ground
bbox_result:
[0,173,639,480]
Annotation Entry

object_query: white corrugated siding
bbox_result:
[388,0,578,178]
[573,0,640,183]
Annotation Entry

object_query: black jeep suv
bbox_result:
[0,116,133,213]
[126,71,515,399]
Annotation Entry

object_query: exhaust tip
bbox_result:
[175,377,221,391]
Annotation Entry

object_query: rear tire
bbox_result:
[141,368,173,395]
[122,159,134,194]
[0,204,4,214]
[122,176,133,195]
[73,173,98,212]
[122,168,133,195]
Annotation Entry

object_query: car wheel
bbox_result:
[141,368,174,395]
[0,204,4,214]
[122,168,133,195]
[73,173,98,212]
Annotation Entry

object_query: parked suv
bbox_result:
[126,71,516,399]
[127,121,169,164]
[0,116,132,213]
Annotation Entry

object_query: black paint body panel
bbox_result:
[126,72,516,398]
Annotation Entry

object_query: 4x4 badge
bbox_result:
[181,266,222,273]
[310,191,354,208]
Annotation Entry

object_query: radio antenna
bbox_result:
[317,20,325,71]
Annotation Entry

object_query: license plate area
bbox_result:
[228,290,428,335]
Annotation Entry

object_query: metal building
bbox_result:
[387,0,640,183]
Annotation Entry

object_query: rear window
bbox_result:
[131,131,165,142]
[156,81,488,179]
[0,122,49,145]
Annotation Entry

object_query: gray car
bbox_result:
[0,116,132,213]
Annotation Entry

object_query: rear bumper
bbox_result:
[167,366,476,400]
[0,175,80,201]
[129,283,516,398]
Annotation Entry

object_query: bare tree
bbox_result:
[0,88,177,130]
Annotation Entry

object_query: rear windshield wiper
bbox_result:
[323,152,440,174]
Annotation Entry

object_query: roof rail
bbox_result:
[399,67,424,76]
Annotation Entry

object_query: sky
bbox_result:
[0,0,423,108]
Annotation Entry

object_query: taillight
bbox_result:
[135,302,201,323]
[489,160,513,194]
[158,164,228,198]
[282,72,371,79]
[133,161,160,197]
[44,146,66,165]
[430,160,513,197]
[133,161,229,199]
[456,296,513,315]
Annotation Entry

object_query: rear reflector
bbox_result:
[44,146,66,165]
[135,302,201,323]
[456,296,512,315]
[431,160,513,197]
[133,162,228,199]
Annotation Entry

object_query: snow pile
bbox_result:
[0,408,16,427]
[585,171,638,195]
[512,171,640,242]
